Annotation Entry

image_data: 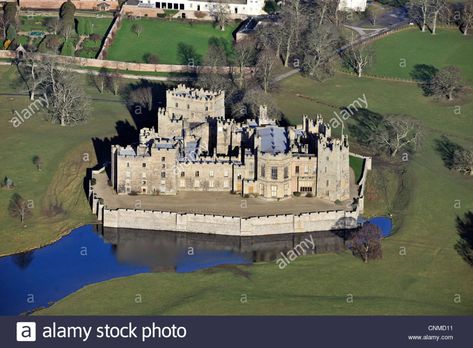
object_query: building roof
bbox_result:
[258,126,289,155]
[188,0,248,4]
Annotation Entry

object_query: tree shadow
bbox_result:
[176,42,202,66]
[434,135,464,170]
[410,64,438,96]
[347,109,384,147]
[11,251,35,270]
[455,211,473,266]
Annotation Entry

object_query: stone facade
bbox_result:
[111,84,351,202]
[338,0,367,12]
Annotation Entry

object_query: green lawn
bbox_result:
[0,65,135,256]
[366,28,473,84]
[106,19,238,64]
[36,73,473,315]
[349,155,365,184]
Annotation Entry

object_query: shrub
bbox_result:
[335,199,342,205]
[306,192,314,198]
[90,178,97,186]
[60,40,75,56]
[293,191,301,197]
[143,53,159,64]
[243,193,250,198]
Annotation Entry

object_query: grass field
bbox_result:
[349,156,365,184]
[36,73,473,315]
[366,28,473,84]
[0,66,135,256]
[106,19,238,64]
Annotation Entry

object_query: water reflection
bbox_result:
[0,224,348,315]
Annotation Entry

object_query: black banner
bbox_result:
[2,316,471,347]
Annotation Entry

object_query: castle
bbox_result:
[111,85,351,202]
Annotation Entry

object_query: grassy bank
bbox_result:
[0,65,136,256]
[366,28,473,83]
[37,72,473,315]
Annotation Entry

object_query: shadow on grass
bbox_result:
[410,64,438,96]
[434,135,463,170]
[455,211,473,266]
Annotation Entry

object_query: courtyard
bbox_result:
[92,170,358,217]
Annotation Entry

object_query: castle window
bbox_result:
[162,164,166,169]
[325,166,327,173]
[194,179,200,188]
[209,170,214,177]
[260,184,265,195]
[180,3,184,10]
[142,187,147,193]
[126,162,130,167]
[180,179,185,188]
[161,156,166,162]
[142,180,147,185]
[187,104,190,109]
[304,165,308,174]
[205,106,209,111]
[237,174,242,180]
[301,187,313,192]
[223,180,229,188]
[175,103,178,107]
[142,163,146,168]
[142,172,146,178]
[126,171,131,178]
[271,185,277,197]
[181,171,185,177]
[295,166,299,174]
[261,164,265,178]
[209,180,214,188]
[161,172,166,178]
[224,170,229,177]
[271,167,278,180]
[327,156,329,161]
[284,167,289,179]
[326,180,329,187]
[173,3,178,9]
[195,171,200,177]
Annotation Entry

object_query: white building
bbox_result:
[338,0,367,12]
[135,0,266,17]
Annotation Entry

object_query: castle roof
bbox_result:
[258,126,288,155]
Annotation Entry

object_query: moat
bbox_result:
[0,224,348,315]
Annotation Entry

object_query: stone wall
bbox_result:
[19,0,118,11]
[98,207,359,236]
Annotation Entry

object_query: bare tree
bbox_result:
[256,23,284,61]
[430,66,464,100]
[131,22,143,37]
[343,36,373,78]
[462,0,473,35]
[430,0,446,34]
[94,67,109,94]
[408,0,431,32]
[8,193,32,223]
[315,0,338,26]
[452,148,473,176]
[280,0,305,67]
[351,224,383,263]
[129,86,153,112]
[255,48,277,93]
[108,72,122,95]
[366,4,383,26]
[210,0,230,31]
[234,40,255,88]
[41,62,90,126]
[376,116,422,157]
[16,54,48,101]
[32,155,43,170]
[301,23,340,80]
